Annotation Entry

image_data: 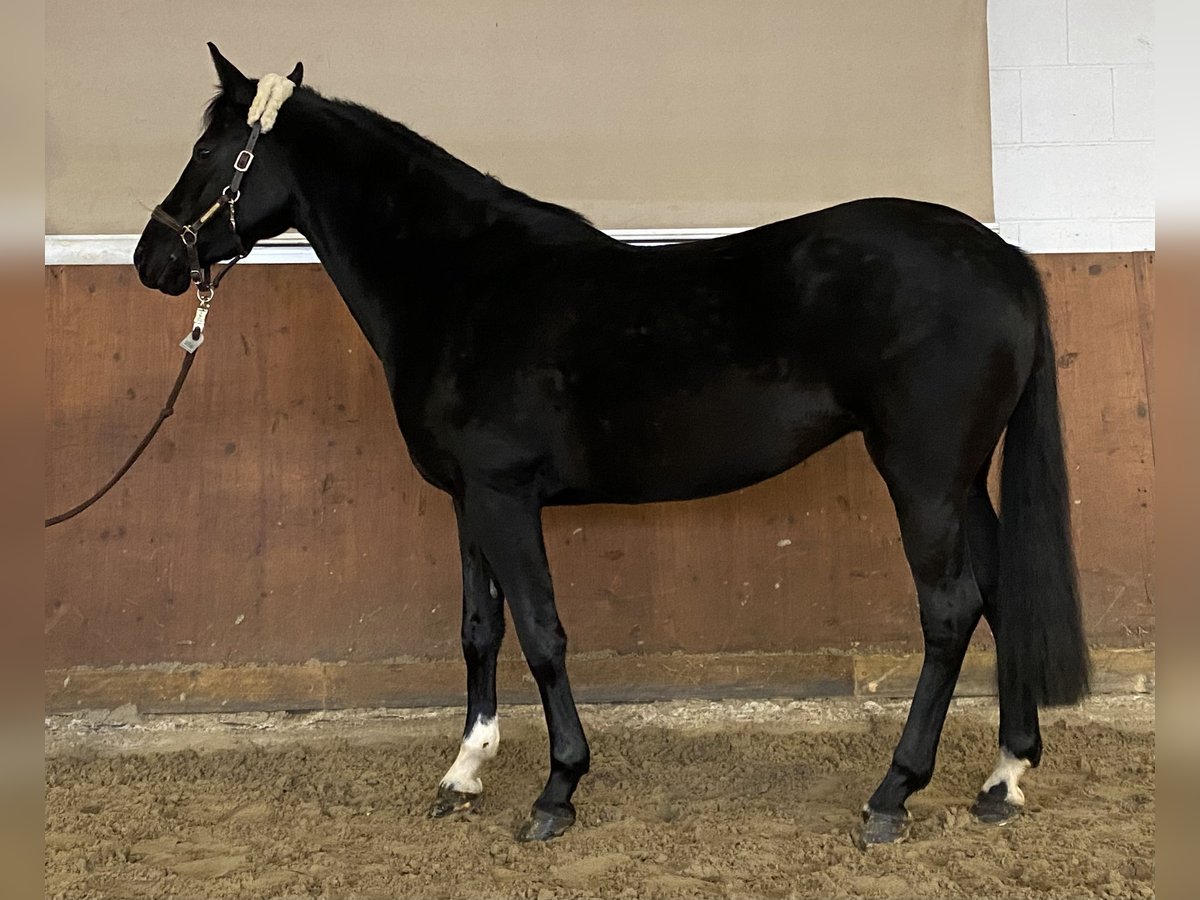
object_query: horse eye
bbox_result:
[194,146,213,161]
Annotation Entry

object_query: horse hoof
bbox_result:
[856,807,912,849]
[428,785,483,818]
[970,790,1022,826]
[515,804,575,842]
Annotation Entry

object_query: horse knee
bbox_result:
[519,623,568,677]
[462,612,502,656]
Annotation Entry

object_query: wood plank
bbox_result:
[45,648,1151,715]
[1132,252,1155,451]
[852,647,1155,700]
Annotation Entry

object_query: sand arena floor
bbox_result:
[45,694,1153,900]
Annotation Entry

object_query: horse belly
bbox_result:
[560,380,855,504]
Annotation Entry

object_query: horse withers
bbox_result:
[134,45,1090,845]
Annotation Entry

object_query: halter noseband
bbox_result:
[150,119,263,299]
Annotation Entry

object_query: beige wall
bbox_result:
[46,0,993,234]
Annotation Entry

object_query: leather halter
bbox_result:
[150,120,263,296]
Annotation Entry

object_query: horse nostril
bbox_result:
[133,245,145,266]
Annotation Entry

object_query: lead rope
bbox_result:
[44,257,241,528]
[47,72,293,528]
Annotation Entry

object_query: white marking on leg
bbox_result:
[440,715,499,795]
[981,748,1031,804]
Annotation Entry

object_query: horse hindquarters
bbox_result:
[854,244,1092,843]
[855,288,1034,844]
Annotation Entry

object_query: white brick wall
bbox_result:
[989,0,1154,252]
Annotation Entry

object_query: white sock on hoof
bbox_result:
[981,748,1032,805]
[440,715,499,795]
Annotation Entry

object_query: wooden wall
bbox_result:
[44,253,1154,708]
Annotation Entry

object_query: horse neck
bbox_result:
[278,105,598,363]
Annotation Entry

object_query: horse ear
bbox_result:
[207,42,251,92]
[286,61,304,87]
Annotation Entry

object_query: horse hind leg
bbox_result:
[858,431,986,847]
[964,463,1041,826]
[973,749,1032,825]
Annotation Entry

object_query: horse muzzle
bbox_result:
[134,231,192,296]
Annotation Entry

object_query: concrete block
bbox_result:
[993,142,1153,220]
[1113,65,1155,140]
[1111,219,1155,250]
[990,69,1022,144]
[1068,0,1153,64]
[1021,66,1113,142]
[988,0,1068,67]
[1019,219,1113,252]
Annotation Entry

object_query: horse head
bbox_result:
[134,43,302,295]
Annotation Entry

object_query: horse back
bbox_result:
[405,198,1039,503]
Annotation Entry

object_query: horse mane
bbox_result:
[205,84,595,234]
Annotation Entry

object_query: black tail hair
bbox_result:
[995,270,1091,707]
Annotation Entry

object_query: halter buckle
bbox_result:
[180,226,198,247]
[234,149,254,172]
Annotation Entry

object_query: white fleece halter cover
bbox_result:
[247,73,294,133]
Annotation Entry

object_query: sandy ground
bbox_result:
[46,694,1154,900]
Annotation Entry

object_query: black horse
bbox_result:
[135,46,1089,845]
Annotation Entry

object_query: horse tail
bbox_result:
[994,267,1090,707]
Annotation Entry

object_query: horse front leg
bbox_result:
[429,505,505,818]
[461,487,589,842]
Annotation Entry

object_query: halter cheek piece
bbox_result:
[150,119,263,302]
